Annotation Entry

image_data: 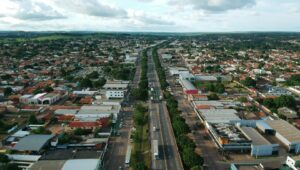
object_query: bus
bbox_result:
[153,140,159,160]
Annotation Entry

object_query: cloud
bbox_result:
[55,0,127,18]
[136,0,154,2]
[169,0,256,12]
[13,0,65,21]
[128,10,174,26]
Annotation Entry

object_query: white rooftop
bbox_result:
[199,109,240,123]
[62,159,99,170]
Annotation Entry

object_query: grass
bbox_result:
[131,110,151,169]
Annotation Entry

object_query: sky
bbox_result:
[0,0,299,32]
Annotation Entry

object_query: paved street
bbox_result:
[148,49,183,170]
[103,52,142,170]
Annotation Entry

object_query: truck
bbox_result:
[152,126,157,132]
[153,140,159,160]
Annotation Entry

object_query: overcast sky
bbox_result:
[0,0,299,32]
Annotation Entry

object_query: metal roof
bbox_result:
[54,109,78,115]
[14,134,54,152]
[62,159,99,170]
[265,119,300,143]
[199,109,240,123]
[240,126,271,146]
[180,79,197,90]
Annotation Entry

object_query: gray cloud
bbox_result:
[169,0,256,12]
[55,0,127,18]
[14,0,65,21]
[140,16,174,25]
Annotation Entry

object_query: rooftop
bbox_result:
[13,134,54,152]
[265,119,300,143]
[62,159,99,170]
[199,109,240,123]
[240,126,271,146]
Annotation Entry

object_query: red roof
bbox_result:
[196,105,213,109]
[58,115,75,122]
[69,121,101,128]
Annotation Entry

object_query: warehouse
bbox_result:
[240,126,279,157]
[261,119,300,153]
[180,79,198,95]
[206,123,251,151]
[198,109,240,124]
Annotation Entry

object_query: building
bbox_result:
[230,163,265,170]
[13,134,55,153]
[240,126,279,157]
[179,72,195,82]
[105,90,124,99]
[278,107,298,119]
[76,104,120,122]
[285,155,300,170]
[169,67,189,76]
[20,93,60,105]
[265,85,292,96]
[69,121,102,130]
[161,54,173,60]
[62,159,101,170]
[198,109,240,124]
[180,79,198,95]
[258,119,300,153]
[206,123,251,151]
[30,150,104,170]
[103,81,129,91]
[193,100,240,109]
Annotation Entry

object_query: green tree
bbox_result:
[32,127,51,134]
[87,71,99,79]
[183,148,204,168]
[0,153,9,163]
[93,77,106,88]
[0,163,21,170]
[28,114,38,124]
[80,78,93,88]
[191,165,203,170]
[275,95,296,109]
[4,87,13,96]
[132,162,148,170]
[242,77,256,87]
[207,93,219,100]
[215,83,225,93]
[44,86,54,93]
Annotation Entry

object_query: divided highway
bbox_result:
[147,49,183,170]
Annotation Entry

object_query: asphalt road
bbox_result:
[147,49,183,170]
[103,52,141,170]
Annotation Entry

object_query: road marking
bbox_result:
[156,103,169,170]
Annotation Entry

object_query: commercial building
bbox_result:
[76,104,121,122]
[13,134,55,153]
[193,100,241,109]
[285,155,300,170]
[258,119,300,153]
[103,81,129,91]
[161,54,173,60]
[206,123,251,151]
[198,109,240,124]
[169,67,189,76]
[105,90,124,99]
[20,93,60,105]
[179,79,198,95]
[240,126,279,157]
